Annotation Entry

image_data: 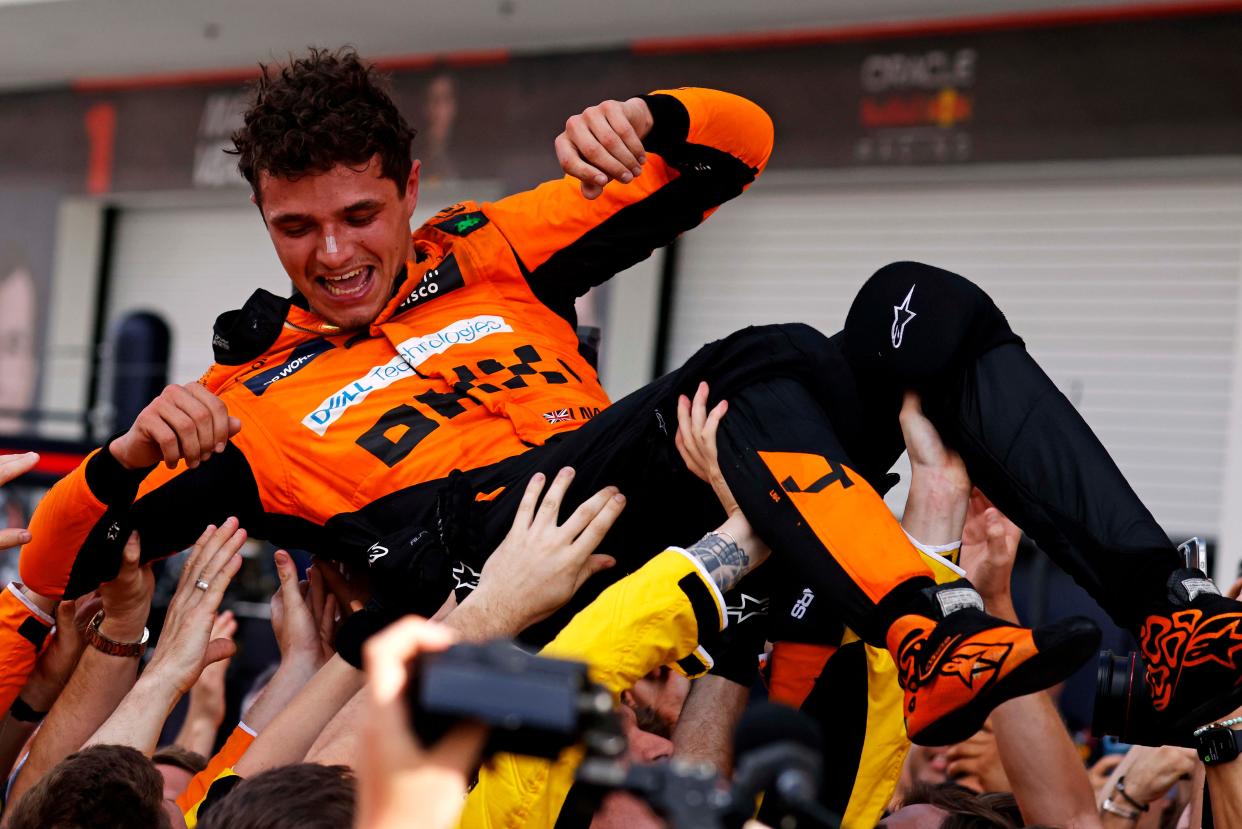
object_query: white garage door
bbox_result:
[669,166,1242,541]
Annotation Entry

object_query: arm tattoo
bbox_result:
[688,531,750,594]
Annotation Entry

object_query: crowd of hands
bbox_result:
[0,383,1240,829]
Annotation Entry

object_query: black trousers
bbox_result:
[449,262,1178,646]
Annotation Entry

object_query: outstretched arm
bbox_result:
[485,88,774,319]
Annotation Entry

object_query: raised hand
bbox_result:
[145,520,246,695]
[271,550,337,670]
[109,382,241,471]
[0,452,38,551]
[97,532,156,642]
[358,616,487,829]
[555,97,653,200]
[676,382,738,517]
[959,489,1022,618]
[472,467,624,629]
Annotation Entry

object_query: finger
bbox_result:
[145,418,182,470]
[691,382,710,442]
[554,133,607,197]
[203,636,238,666]
[510,472,546,531]
[571,492,626,557]
[320,593,339,641]
[1227,577,1242,601]
[574,554,617,592]
[535,467,575,524]
[600,100,646,176]
[568,114,633,183]
[174,386,216,464]
[0,452,39,486]
[159,391,203,468]
[702,400,728,464]
[121,531,142,569]
[189,518,236,579]
[186,383,231,455]
[560,485,619,539]
[180,524,218,591]
[203,550,244,604]
[676,395,707,475]
[198,521,247,587]
[314,559,356,610]
[0,527,32,551]
[308,564,327,618]
[584,107,639,180]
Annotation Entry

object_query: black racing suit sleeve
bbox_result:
[484,87,775,325]
[21,437,265,599]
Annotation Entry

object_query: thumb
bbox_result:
[204,637,237,667]
[575,555,616,590]
[274,550,299,591]
[122,532,142,567]
[227,416,242,437]
[54,600,75,630]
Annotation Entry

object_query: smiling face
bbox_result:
[258,155,420,331]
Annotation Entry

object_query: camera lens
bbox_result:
[1091,650,1132,739]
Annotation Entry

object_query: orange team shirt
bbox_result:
[21,87,774,602]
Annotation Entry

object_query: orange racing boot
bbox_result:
[888,580,1101,746]
[1140,568,1242,735]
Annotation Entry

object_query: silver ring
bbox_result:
[194,579,210,591]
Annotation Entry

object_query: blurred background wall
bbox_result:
[1,0,1241,590]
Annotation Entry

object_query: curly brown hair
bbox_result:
[230,47,417,203]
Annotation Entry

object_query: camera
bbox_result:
[408,640,622,760]
[1092,649,1192,748]
[1091,538,1207,749]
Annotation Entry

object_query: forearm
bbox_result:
[672,674,748,773]
[1207,762,1242,827]
[0,715,37,780]
[86,669,180,754]
[304,687,365,766]
[234,655,363,776]
[174,709,220,758]
[901,475,969,548]
[993,690,1101,828]
[236,656,320,733]
[9,644,140,805]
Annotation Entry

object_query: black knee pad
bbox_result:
[841,261,1021,388]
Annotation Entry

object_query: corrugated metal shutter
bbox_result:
[669,170,1242,540]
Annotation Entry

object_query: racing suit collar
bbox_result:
[368,238,442,333]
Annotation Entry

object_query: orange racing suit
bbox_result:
[20,87,774,601]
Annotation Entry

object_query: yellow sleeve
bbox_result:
[458,547,726,829]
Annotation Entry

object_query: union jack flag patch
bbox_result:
[542,408,572,424]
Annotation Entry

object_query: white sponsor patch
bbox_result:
[935,586,984,616]
[302,315,511,435]
[1182,577,1220,602]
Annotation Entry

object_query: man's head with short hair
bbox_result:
[196,763,356,829]
[880,783,1022,829]
[6,744,171,829]
[231,47,422,331]
[152,744,208,802]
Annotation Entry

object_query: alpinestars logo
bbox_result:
[891,285,917,348]
[728,593,769,625]
[367,544,389,565]
[452,561,482,593]
[939,641,1012,689]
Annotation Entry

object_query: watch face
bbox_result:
[1197,728,1241,765]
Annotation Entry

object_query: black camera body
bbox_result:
[1092,650,1193,748]
[409,640,619,760]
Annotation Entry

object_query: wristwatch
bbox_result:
[1193,716,1242,766]
[85,610,149,658]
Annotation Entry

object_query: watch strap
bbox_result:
[85,611,149,658]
